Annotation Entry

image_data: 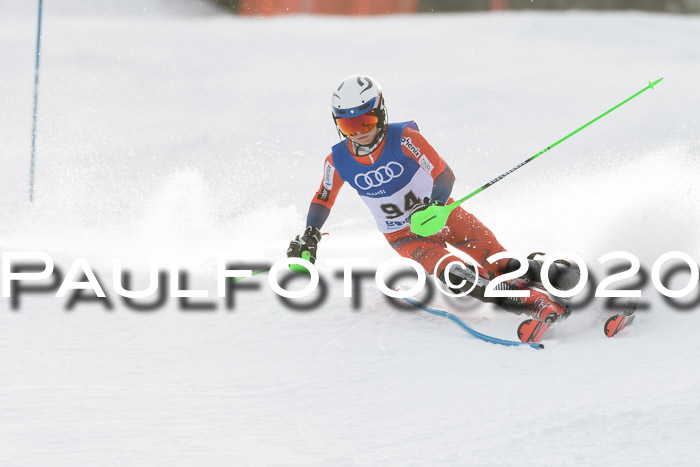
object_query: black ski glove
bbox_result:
[287,226,322,264]
[408,198,444,223]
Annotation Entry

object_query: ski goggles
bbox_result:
[334,109,379,137]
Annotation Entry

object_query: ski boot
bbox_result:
[502,278,570,323]
[440,262,569,323]
[501,279,571,344]
[504,252,581,291]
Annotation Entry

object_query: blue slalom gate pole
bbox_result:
[29,0,44,203]
[403,297,544,349]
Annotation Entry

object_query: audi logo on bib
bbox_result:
[354,162,404,190]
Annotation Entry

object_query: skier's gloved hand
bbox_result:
[287,226,322,264]
[408,198,444,223]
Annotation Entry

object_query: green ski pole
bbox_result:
[232,268,271,281]
[410,78,664,237]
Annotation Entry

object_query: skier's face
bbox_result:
[349,125,379,146]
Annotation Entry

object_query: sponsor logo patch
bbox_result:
[401,136,422,159]
[366,189,387,196]
[354,161,404,190]
[323,161,335,190]
[317,187,330,202]
[419,155,434,175]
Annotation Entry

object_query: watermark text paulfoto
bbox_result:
[1,251,698,312]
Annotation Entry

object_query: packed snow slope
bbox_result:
[1,3,700,466]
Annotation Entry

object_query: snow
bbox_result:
[1,3,700,465]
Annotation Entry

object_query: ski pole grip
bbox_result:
[289,250,312,274]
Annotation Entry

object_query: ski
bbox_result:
[402,297,544,349]
[604,314,634,337]
[604,302,637,337]
[513,279,569,345]
[518,301,638,343]
[517,319,550,344]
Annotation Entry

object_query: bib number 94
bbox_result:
[380,191,422,219]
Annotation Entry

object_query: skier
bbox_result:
[287,75,572,323]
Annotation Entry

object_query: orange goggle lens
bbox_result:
[335,111,379,137]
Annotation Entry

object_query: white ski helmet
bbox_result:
[331,75,387,142]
